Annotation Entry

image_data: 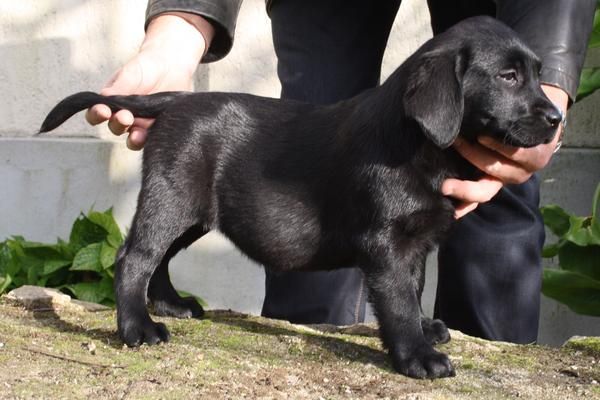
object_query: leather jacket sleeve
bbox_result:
[146,0,243,63]
[496,0,596,104]
[428,0,597,103]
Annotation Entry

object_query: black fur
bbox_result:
[40,17,561,379]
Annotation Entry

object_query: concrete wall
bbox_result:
[1,0,598,345]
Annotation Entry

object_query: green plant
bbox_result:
[0,208,123,306]
[0,208,207,308]
[541,183,600,316]
[576,0,600,101]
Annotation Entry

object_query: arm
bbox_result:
[86,1,242,150]
[443,0,596,217]
[497,0,596,103]
[145,0,243,63]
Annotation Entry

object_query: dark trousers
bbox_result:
[261,0,545,343]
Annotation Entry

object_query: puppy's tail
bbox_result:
[38,91,188,134]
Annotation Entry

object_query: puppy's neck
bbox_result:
[343,80,427,164]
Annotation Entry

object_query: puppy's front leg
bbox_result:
[363,244,455,379]
[412,253,451,346]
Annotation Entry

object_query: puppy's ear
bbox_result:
[404,49,468,148]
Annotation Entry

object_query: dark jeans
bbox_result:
[261,0,545,343]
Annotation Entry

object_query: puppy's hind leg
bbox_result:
[148,225,207,319]
[115,177,207,347]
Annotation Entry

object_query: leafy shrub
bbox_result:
[541,184,600,316]
[0,208,122,306]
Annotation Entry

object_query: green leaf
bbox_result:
[13,241,73,277]
[99,277,116,305]
[99,242,117,270]
[564,215,600,246]
[557,242,600,281]
[69,214,109,254]
[1,240,24,293]
[87,209,123,248]
[0,275,12,294]
[57,238,75,260]
[6,237,26,260]
[25,256,43,285]
[177,290,208,307]
[42,259,72,276]
[577,67,600,101]
[592,214,600,244]
[65,277,114,305]
[99,242,117,278]
[37,276,49,287]
[0,241,15,276]
[542,268,600,316]
[588,5,600,48]
[591,183,600,242]
[541,205,571,237]
[65,282,103,304]
[575,2,600,100]
[3,244,23,277]
[542,241,562,258]
[11,275,26,289]
[70,243,103,273]
[593,183,600,221]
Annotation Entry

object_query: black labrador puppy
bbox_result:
[40,16,561,379]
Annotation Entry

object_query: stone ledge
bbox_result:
[0,298,598,399]
[5,285,110,312]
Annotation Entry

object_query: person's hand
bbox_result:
[86,12,214,150]
[443,84,569,218]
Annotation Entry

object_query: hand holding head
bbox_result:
[444,84,568,218]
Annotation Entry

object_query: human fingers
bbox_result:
[441,176,504,204]
[84,63,143,132]
[107,109,135,136]
[478,129,559,173]
[453,201,479,219]
[453,137,533,184]
[124,118,154,150]
[126,127,147,151]
[100,60,145,96]
[85,104,112,126]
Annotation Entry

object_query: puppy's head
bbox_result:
[403,16,561,149]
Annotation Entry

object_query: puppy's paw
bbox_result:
[152,296,204,319]
[119,317,171,347]
[392,346,455,379]
[421,317,451,345]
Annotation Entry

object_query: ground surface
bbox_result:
[0,297,598,399]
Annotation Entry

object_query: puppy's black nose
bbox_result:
[544,108,562,128]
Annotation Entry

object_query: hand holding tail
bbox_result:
[39,91,187,135]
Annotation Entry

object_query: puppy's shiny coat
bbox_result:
[41,17,561,379]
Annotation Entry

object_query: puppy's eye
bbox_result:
[499,70,518,83]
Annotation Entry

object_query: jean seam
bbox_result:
[353,274,364,325]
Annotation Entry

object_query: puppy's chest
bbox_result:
[358,146,457,220]
[387,144,458,195]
